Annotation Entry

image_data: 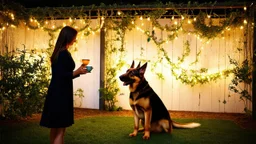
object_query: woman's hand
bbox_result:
[73,65,87,76]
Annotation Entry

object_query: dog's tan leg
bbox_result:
[158,119,171,133]
[129,112,139,137]
[143,110,152,140]
[169,120,173,134]
[150,122,162,132]
[138,120,145,132]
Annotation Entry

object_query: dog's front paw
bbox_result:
[142,131,150,140]
[129,132,137,137]
[129,129,138,137]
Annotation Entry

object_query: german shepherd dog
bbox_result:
[119,61,200,139]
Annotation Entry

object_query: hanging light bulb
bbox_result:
[10,13,15,20]
[10,24,16,28]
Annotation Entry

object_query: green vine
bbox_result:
[192,11,244,39]
[228,57,252,114]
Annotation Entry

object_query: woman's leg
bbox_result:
[50,128,57,144]
[50,128,66,144]
[61,128,66,144]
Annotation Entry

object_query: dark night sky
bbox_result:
[5,0,253,8]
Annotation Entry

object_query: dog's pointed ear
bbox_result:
[139,62,147,75]
[130,60,135,68]
[136,62,141,69]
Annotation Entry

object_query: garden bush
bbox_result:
[0,47,50,119]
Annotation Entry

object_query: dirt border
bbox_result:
[1,108,255,130]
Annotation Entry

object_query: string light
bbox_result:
[10,24,16,28]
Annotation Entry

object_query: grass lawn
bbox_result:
[0,116,255,144]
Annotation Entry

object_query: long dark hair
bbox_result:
[51,26,77,63]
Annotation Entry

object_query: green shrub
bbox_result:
[0,47,50,119]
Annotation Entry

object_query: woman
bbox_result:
[40,26,87,144]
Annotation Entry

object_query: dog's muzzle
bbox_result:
[119,75,127,81]
[119,75,134,86]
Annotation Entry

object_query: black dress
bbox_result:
[40,50,80,128]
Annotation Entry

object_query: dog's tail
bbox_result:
[172,121,201,129]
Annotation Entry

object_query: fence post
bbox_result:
[99,20,105,110]
[252,4,256,120]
